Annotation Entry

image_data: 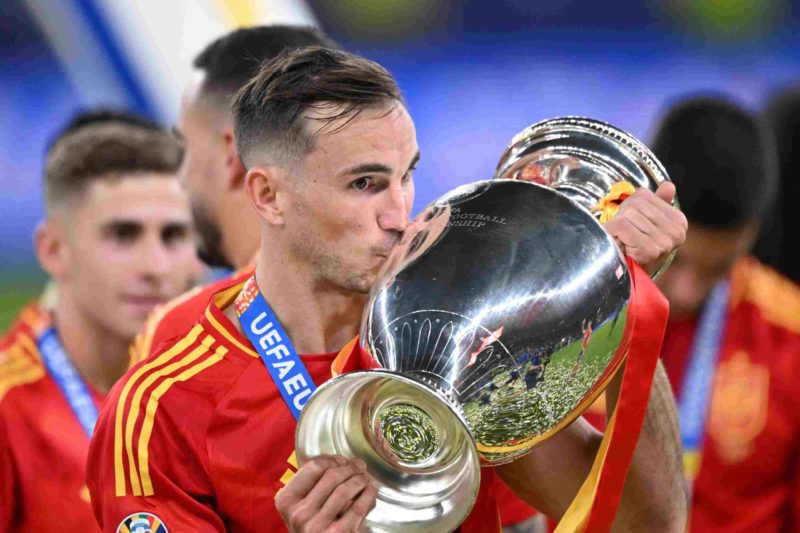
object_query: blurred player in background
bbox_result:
[0,114,199,531]
[653,96,800,532]
[4,110,174,319]
[753,86,800,285]
[129,25,338,366]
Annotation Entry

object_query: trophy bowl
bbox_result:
[295,117,674,532]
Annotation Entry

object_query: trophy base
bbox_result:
[296,370,480,533]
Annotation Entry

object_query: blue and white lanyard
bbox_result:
[677,279,730,453]
[237,281,317,420]
[37,327,99,438]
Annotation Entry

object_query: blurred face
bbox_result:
[176,76,231,268]
[282,103,419,293]
[657,222,757,318]
[55,175,199,340]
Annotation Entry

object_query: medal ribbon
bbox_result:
[235,276,317,420]
[38,327,99,438]
[678,279,730,479]
[556,259,670,533]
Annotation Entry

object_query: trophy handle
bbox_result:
[295,370,480,533]
[495,117,678,279]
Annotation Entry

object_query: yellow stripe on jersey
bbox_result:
[137,343,229,495]
[125,334,215,496]
[0,343,45,402]
[1,346,34,375]
[0,361,45,401]
[114,325,203,496]
[204,306,258,358]
[17,332,41,362]
[744,263,800,334]
[18,306,39,328]
[279,468,296,487]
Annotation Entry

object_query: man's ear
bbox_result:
[245,165,288,225]
[222,127,246,191]
[34,219,70,281]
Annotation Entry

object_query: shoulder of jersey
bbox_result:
[130,268,255,366]
[739,259,800,335]
[0,304,47,403]
[111,320,258,497]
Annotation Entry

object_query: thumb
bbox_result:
[655,181,676,204]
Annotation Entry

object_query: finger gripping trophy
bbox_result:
[295,118,675,532]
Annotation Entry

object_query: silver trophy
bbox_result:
[296,118,674,532]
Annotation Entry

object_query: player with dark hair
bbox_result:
[129,25,338,366]
[753,86,800,284]
[653,95,800,532]
[88,47,687,532]
[0,116,199,531]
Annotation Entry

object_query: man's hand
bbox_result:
[275,455,377,533]
[605,182,687,271]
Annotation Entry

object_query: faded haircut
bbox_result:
[45,119,182,212]
[232,46,404,169]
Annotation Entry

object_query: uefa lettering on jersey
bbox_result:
[235,276,316,418]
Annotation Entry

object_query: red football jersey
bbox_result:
[88,280,502,532]
[129,267,254,367]
[0,303,103,532]
[660,258,800,532]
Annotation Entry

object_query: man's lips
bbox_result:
[122,296,168,309]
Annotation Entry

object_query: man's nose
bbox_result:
[377,185,411,233]
[138,236,173,279]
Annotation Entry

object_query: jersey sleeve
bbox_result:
[87,350,226,533]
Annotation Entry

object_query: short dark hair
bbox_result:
[650,95,777,228]
[233,46,404,168]
[764,86,800,191]
[46,108,162,154]
[45,119,183,211]
[194,25,337,100]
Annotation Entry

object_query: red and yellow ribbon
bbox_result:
[556,259,669,532]
[593,182,636,223]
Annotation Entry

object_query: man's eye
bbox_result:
[162,226,189,245]
[351,177,373,191]
[111,226,138,243]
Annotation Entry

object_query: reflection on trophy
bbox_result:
[295,118,675,532]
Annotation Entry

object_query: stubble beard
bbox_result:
[191,200,232,269]
[292,235,374,295]
[315,253,374,294]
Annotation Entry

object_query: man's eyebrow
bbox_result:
[342,151,421,177]
[343,163,393,176]
[100,219,143,233]
[408,151,421,170]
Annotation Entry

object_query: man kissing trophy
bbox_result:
[296,118,679,532]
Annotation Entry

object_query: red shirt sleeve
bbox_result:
[87,355,226,532]
[0,409,17,531]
